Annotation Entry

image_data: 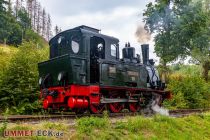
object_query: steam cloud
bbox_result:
[151,102,169,116]
[151,97,169,116]
[135,25,151,43]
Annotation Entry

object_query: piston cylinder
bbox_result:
[68,97,88,109]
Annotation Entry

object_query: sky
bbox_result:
[40,0,157,60]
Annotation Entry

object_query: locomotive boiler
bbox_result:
[38,25,171,113]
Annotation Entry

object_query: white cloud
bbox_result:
[40,0,158,62]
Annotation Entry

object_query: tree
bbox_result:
[17,8,31,29]
[26,0,33,19]
[46,14,52,41]
[143,0,185,82]
[15,0,20,18]
[54,25,59,35]
[172,1,210,80]
[36,2,41,34]
[7,0,12,15]
[32,0,37,31]
[0,0,10,44]
[41,8,46,37]
[0,0,7,12]
[143,0,210,81]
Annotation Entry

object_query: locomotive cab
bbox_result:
[89,36,119,83]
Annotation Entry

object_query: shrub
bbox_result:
[0,41,48,114]
[163,74,210,109]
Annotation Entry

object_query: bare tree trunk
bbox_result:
[46,14,52,41]
[36,2,41,34]
[41,8,46,37]
[4,38,7,47]
[202,61,209,81]
[27,0,33,20]
[161,61,167,83]
[7,0,12,15]
[15,0,20,18]
[32,0,37,31]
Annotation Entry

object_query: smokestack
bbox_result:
[141,44,149,65]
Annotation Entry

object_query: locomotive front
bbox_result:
[38,25,171,113]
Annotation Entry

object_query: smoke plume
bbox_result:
[135,25,151,43]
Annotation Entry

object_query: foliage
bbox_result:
[0,121,7,137]
[0,42,48,114]
[143,0,188,82]
[143,0,186,64]
[6,17,22,45]
[0,1,23,46]
[169,64,204,76]
[0,0,7,12]
[163,74,210,109]
[42,122,68,131]
[24,29,48,48]
[17,8,31,29]
[0,45,18,82]
[0,0,50,46]
[143,0,210,81]
[172,1,210,80]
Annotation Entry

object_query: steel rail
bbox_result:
[0,108,209,122]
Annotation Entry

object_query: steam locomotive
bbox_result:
[38,25,171,113]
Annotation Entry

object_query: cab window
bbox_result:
[71,36,80,54]
[57,36,66,47]
[111,44,117,57]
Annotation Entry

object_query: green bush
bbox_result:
[0,41,48,114]
[163,74,210,109]
[24,29,48,48]
[170,64,203,77]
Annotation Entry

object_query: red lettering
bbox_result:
[4,130,9,137]
[10,131,16,136]
[30,130,33,136]
[3,130,34,137]
[25,130,33,136]
[25,130,29,136]
[17,131,24,136]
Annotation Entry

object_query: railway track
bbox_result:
[0,108,209,122]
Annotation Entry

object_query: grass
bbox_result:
[1,113,210,140]
[72,113,210,140]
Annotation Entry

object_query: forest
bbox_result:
[0,0,209,115]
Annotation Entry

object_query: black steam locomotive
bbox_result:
[38,25,171,113]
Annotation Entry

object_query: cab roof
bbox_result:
[49,25,119,44]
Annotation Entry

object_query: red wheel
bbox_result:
[109,94,125,113]
[109,103,124,113]
[90,104,105,114]
[129,103,140,112]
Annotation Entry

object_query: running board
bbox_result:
[100,98,138,103]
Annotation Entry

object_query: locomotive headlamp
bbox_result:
[58,73,62,81]
[38,77,42,85]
